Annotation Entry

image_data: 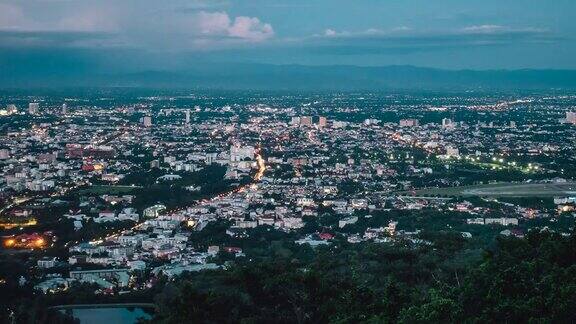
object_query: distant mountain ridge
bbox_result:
[2,64,576,90]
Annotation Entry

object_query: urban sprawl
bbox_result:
[1,91,576,297]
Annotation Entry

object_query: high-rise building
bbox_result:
[300,116,312,126]
[230,145,255,162]
[399,119,419,127]
[28,102,39,115]
[143,116,152,127]
[293,115,325,126]
[446,146,459,157]
[566,112,576,124]
[185,110,191,125]
[205,153,218,165]
[0,149,10,160]
[61,103,67,115]
[6,104,17,114]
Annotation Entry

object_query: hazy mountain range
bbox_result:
[2,64,576,90]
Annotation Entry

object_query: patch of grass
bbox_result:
[76,185,140,195]
[412,182,576,197]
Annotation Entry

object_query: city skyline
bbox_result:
[2,2,576,323]
[2,89,576,322]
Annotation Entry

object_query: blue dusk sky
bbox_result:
[0,0,574,73]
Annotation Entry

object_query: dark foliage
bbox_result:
[148,231,576,323]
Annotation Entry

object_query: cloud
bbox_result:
[319,26,412,38]
[0,3,117,48]
[0,2,120,48]
[324,29,337,37]
[197,11,231,35]
[302,24,557,55]
[0,30,113,48]
[392,26,412,32]
[462,25,505,33]
[228,16,274,41]
[0,2,273,50]
[195,11,273,41]
[462,25,547,35]
[0,0,565,70]
[0,2,118,33]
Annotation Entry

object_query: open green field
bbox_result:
[76,185,141,195]
[413,182,576,197]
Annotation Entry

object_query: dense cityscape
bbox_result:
[2,0,576,321]
[0,90,576,322]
